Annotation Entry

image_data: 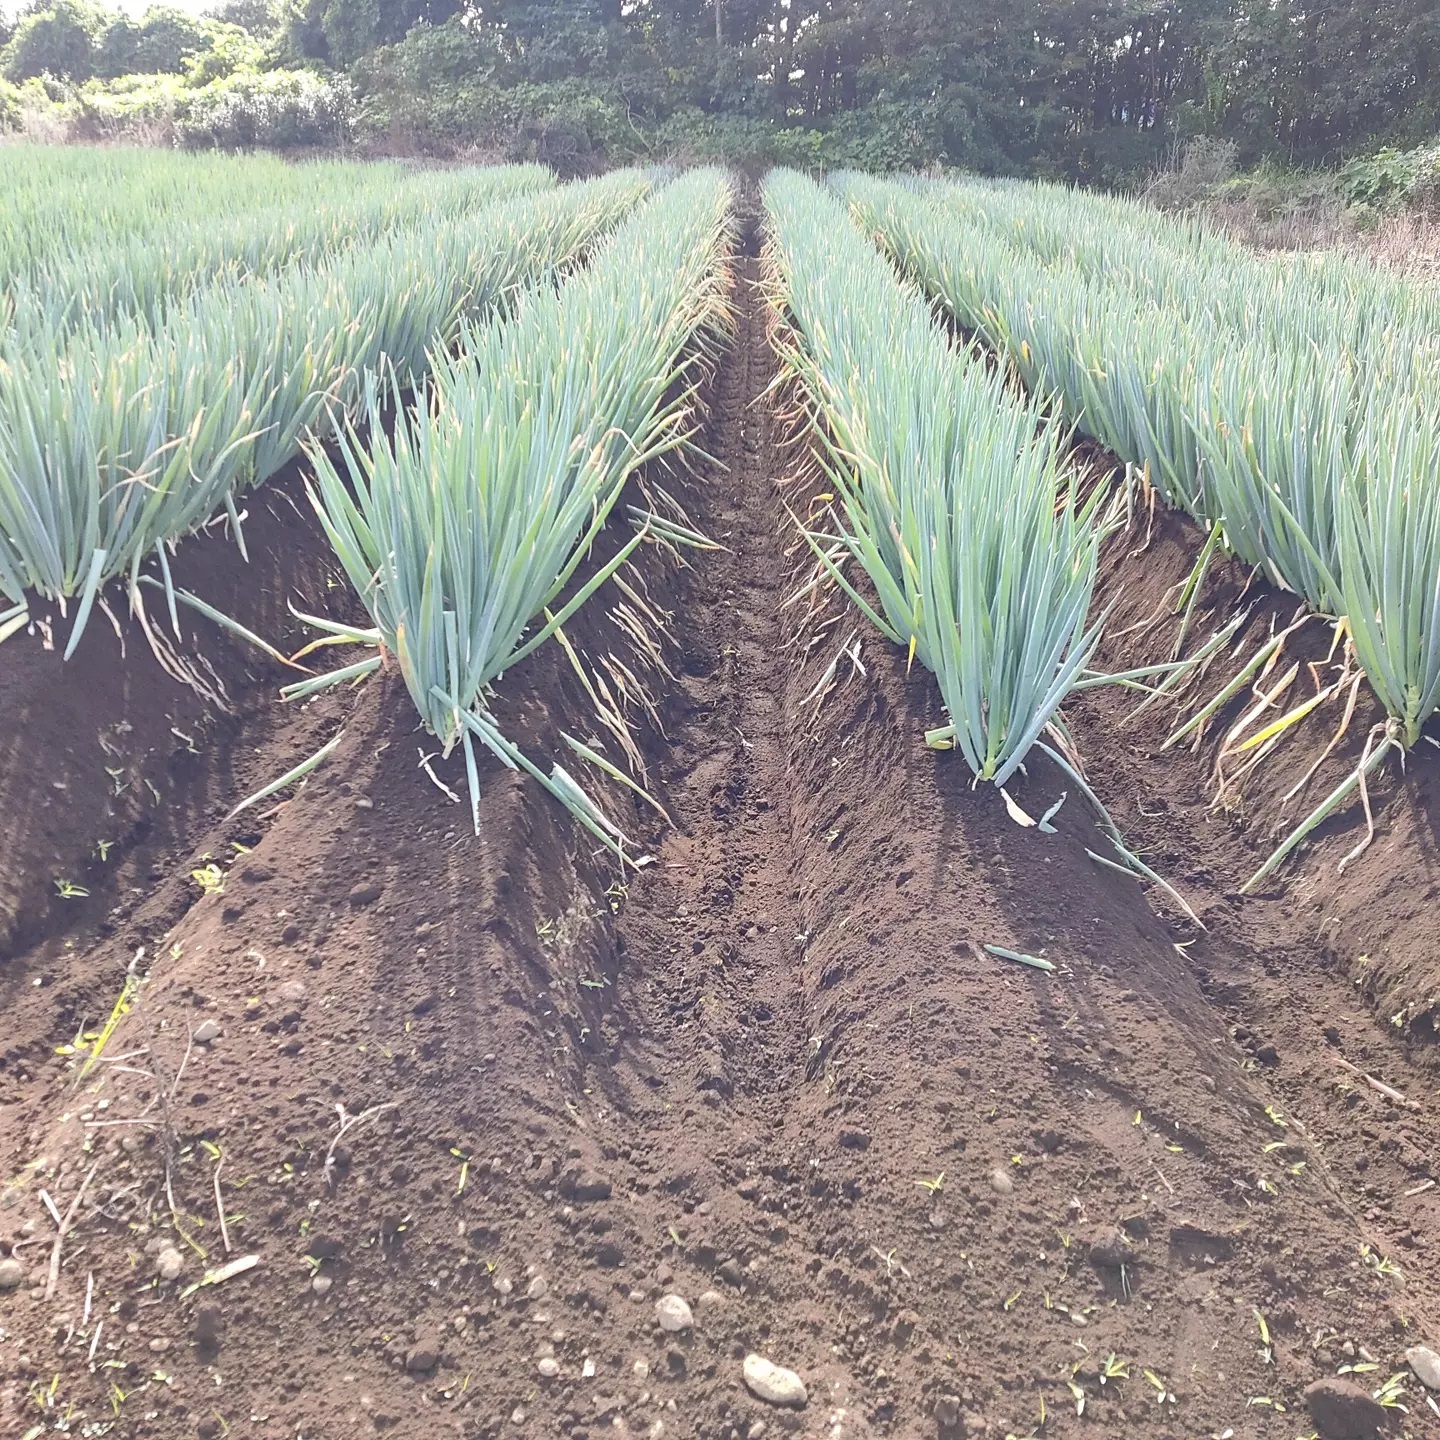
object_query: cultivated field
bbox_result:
[2,148,1439,1440]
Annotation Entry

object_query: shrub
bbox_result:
[176,68,355,149]
[1340,140,1440,213]
[1143,136,1239,209]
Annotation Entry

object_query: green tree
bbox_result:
[2,0,103,81]
[205,0,282,35]
[320,0,462,66]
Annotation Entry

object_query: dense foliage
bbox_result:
[1,0,1436,178]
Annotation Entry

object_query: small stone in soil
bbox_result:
[312,1275,332,1295]
[537,1357,560,1378]
[988,1168,1014,1196]
[0,1257,27,1289]
[348,880,384,907]
[193,1020,221,1044]
[149,1337,170,1353]
[742,1353,807,1408]
[656,1294,693,1332]
[156,1248,184,1281]
[526,1276,548,1300]
[1405,1345,1440,1391]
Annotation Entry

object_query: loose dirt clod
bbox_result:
[1304,1377,1390,1439]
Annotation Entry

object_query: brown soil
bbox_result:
[3,217,1439,1440]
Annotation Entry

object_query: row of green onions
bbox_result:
[307,168,734,849]
[0,169,649,656]
[0,154,552,336]
[836,173,1440,752]
[763,170,1107,788]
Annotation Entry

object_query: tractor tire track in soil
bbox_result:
[2,210,1439,1440]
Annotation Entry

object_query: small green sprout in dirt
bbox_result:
[1003,1395,1046,1440]
[1142,1369,1176,1406]
[191,862,225,896]
[1360,1243,1405,1281]
[54,878,88,899]
[915,1172,945,1193]
[871,1245,910,1278]
[95,839,114,861]
[1099,1353,1130,1385]
[1003,1288,1022,1312]
[1373,1373,1408,1410]
[1264,1105,1288,1128]
[1254,1307,1273,1364]
[451,1148,471,1194]
[1339,1361,1381,1376]
[1065,1377,1086,1416]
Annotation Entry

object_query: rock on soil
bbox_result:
[1304,1377,1389,1439]
[656,1294,693,1332]
[742,1353,807,1408]
[0,1257,26,1289]
[1405,1345,1440,1391]
[156,1247,184,1281]
[405,1332,443,1374]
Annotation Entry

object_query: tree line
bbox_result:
[3,0,1436,180]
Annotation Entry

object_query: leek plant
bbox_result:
[839,173,1440,750]
[0,157,552,338]
[306,169,734,849]
[764,171,1106,788]
[839,170,1440,882]
[0,170,648,657]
